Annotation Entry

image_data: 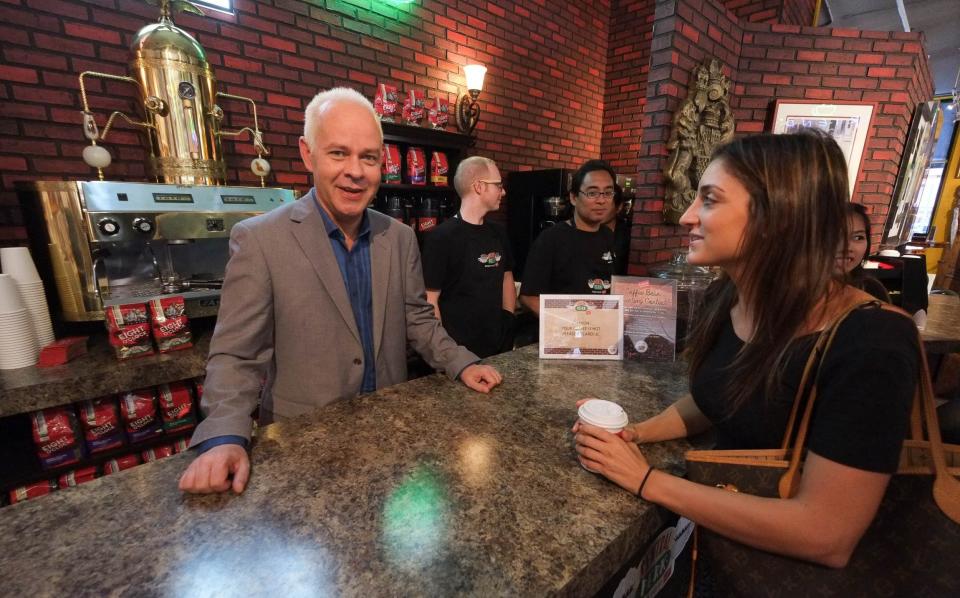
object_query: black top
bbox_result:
[422,216,514,358]
[690,305,919,473]
[520,221,616,296]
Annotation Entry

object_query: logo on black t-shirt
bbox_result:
[587,278,611,292]
[477,252,502,267]
[602,251,614,264]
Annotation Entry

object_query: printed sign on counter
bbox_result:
[612,276,678,362]
[539,295,624,360]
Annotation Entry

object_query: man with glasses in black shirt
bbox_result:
[422,156,516,357]
[519,159,617,316]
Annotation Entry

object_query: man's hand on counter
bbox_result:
[459,364,503,393]
[178,444,250,494]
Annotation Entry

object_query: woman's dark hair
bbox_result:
[570,159,617,196]
[686,130,849,413]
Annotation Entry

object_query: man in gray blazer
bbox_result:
[179,88,502,494]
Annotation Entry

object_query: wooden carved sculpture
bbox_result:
[663,59,735,223]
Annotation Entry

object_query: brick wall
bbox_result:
[722,0,816,25]
[0,0,610,245]
[628,0,743,272]
[626,0,932,271]
[601,0,655,174]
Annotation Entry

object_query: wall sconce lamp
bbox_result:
[456,64,487,135]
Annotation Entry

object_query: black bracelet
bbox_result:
[637,467,656,500]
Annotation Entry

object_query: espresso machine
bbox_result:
[17,0,295,324]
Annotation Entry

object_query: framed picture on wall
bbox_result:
[881,100,941,247]
[771,100,876,197]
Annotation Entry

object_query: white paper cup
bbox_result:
[0,247,41,283]
[576,399,629,473]
[0,274,27,313]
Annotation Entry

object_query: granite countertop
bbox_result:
[0,346,693,596]
[0,332,211,418]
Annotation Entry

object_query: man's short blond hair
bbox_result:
[303,87,382,148]
[453,156,497,197]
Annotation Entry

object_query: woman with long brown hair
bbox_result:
[574,131,919,568]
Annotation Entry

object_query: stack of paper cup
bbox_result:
[0,273,39,369]
[1,247,55,348]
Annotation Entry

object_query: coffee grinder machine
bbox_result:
[17,0,296,326]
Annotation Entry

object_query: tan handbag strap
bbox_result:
[778,299,875,497]
[780,302,960,515]
[780,300,875,450]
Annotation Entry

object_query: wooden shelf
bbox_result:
[379,184,455,192]
[381,121,474,150]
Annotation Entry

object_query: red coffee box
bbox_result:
[104,303,149,331]
[157,382,197,433]
[9,480,57,504]
[149,296,192,353]
[108,321,154,360]
[374,83,399,122]
[142,444,176,462]
[31,406,84,469]
[79,397,125,454]
[58,466,98,489]
[382,143,402,183]
[172,438,190,454]
[427,96,449,130]
[120,387,164,443]
[402,89,426,126]
[407,147,426,185]
[430,152,449,186]
[103,453,140,475]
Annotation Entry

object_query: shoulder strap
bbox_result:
[777,299,874,497]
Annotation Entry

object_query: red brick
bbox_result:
[805,88,833,100]
[263,36,297,53]
[64,22,122,45]
[0,66,38,84]
[867,67,896,78]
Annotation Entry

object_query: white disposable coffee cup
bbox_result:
[0,247,41,283]
[0,274,27,313]
[576,399,629,473]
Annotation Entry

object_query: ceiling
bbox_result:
[825,0,959,96]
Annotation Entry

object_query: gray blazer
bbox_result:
[190,190,477,445]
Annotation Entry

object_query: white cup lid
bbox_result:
[578,399,628,432]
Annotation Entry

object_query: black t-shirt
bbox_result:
[690,305,919,473]
[422,216,514,358]
[520,221,616,297]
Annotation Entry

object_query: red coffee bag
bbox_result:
[79,397,125,454]
[407,147,426,186]
[103,454,140,475]
[108,321,154,360]
[120,388,164,443]
[402,89,426,126]
[58,466,98,489]
[9,480,57,504]
[374,83,399,122]
[104,303,149,331]
[428,96,449,130]
[31,407,83,469]
[142,444,176,462]
[430,152,449,186]
[382,143,402,183]
[157,382,197,433]
[150,297,192,353]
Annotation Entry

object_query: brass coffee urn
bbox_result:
[79,0,271,185]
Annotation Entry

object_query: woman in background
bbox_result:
[573,131,918,571]
[840,202,890,301]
